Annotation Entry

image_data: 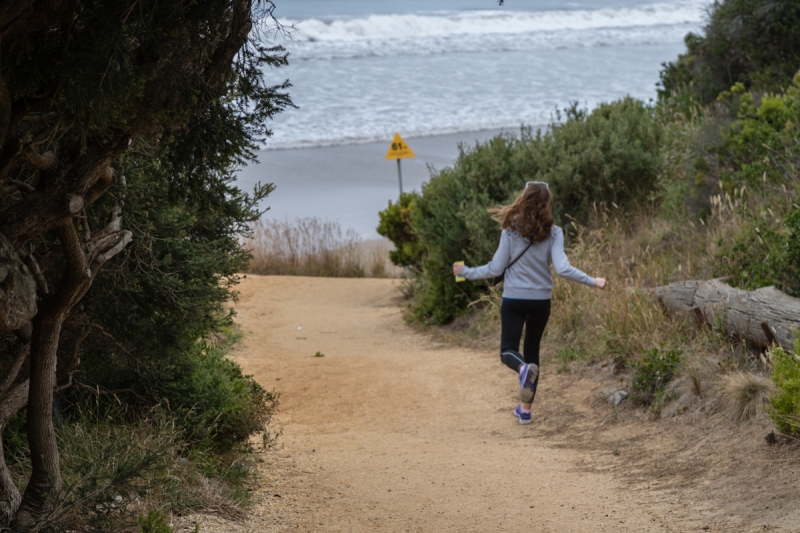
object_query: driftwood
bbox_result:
[655,279,800,351]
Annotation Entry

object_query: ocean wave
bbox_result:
[280,2,706,43]
[281,23,697,60]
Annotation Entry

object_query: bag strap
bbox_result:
[503,241,533,275]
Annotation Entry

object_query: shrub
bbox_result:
[516,98,663,224]
[769,344,800,436]
[3,403,237,532]
[377,192,424,268]
[629,347,682,407]
[404,99,662,323]
[659,0,800,106]
[716,207,800,297]
[712,75,800,297]
[140,512,174,533]
[411,134,524,323]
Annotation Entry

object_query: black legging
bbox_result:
[499,298,551,402]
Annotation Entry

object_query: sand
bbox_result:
[235,129,512,238]
[178,276,800,533]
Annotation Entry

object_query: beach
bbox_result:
[236,129,509,238]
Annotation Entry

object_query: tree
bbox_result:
[0,0,291,527]
[659,0,800,105]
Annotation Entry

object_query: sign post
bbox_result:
[385,132,416,198]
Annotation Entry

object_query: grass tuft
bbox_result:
[721,372,773,423]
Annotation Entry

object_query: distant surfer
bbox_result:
[453,181,607,424]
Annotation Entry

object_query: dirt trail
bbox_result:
[183,276,799,533]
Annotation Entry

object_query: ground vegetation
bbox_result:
[0,0,291,529]
[379,0,800,441]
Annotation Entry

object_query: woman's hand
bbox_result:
[453,263,464,276]
[594,277,607,290]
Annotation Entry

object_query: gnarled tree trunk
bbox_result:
[655,279,800,350]
[12,213,131,529]
[0,380,29,526]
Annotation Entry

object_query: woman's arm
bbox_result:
[551,227,601,288]
[452,231,511,280]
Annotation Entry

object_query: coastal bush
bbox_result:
[515,98,663,224]
[377,192,424,269]
[0,0,294,524]
[712,74,800,297]
[769,344,800,436]
[76,341,278,455]
[659,0,800,106]
[629,346,682,407]
[398,98,662,323]
[410,134,524,323]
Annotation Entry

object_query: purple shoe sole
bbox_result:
[519,363,539,404]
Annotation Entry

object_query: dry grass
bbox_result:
[721,372,773,423]
[245,218,403,278]
[429,195,784,409]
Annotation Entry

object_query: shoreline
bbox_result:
[236,127,527,238]
[257,125,530,153]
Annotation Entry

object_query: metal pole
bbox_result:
[396,158,403,198]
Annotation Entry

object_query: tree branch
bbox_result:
[0,137,127,248]
[22,147,57,172]
[23,253,49,296]
[0,342,29,397]
[94,231,132,266]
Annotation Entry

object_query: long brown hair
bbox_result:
[489,183,553,242]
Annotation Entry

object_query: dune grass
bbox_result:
[245,218,403,278]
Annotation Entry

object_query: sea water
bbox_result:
[240,0,708,237]
[259,0,708,149]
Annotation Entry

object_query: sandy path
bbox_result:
[183,275,798,533]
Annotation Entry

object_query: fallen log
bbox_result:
[654,280,800,351]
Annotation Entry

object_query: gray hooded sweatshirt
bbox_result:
[460,225,595,300]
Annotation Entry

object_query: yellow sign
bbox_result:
[385,133,416,160]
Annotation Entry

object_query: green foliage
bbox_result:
[6,403,209,532]
[78,341,277,454]
[712,75,800,297]
[57,132,278,454]
[407,98,662,323]
[716,207,800,297]
[377,192,424,268]
[719,74,800,188]
[411,134,523,323]
[518,99,663,223]
[659,0,800,106]
[769,344,800,436]
[0,0,292,525]
[140,512,174,533]
[629,347,682,407]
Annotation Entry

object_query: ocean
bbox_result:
[238,0,708,237]
[260,0,708,149]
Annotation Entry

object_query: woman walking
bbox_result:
[452,182,606,424]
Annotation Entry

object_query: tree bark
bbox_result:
[655,279,800,351]
[0,380,29,528]
[12,220,92,528]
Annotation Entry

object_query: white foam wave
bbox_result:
[281,2,706,43]
[282,23,697,61]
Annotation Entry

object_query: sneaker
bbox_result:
[518,363,539,404]
[514,405,532,425]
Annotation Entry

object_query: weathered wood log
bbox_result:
[655,279,800,351]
